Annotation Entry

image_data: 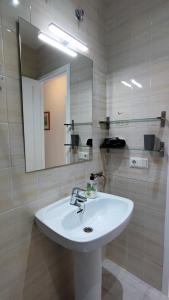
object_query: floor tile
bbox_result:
[103,259,168,300]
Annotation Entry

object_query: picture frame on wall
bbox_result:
[44,111,50,130]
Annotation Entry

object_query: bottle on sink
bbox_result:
[85,173,97,198]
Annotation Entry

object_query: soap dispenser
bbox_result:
[85,173,97,198]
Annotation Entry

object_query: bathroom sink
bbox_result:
[35,192,133,252]
[35,192,133,300]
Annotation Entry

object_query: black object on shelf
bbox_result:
[64,134,79,150]
[86,139,93,147]
[71,134,79,147]
[144,135,155,151]
[100,138,126,149]
[100,141,165,157]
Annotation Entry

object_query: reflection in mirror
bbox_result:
[18,18,93,172]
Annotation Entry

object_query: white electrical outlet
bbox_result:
[78,152,89,160]
[130,157,148,169]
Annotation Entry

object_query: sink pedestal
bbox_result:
[74,249,102,300]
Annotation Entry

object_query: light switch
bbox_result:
[130,157,148,169]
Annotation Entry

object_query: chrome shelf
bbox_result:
[64,144,91,148]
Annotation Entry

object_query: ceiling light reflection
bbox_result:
[121,81,133,88]
[131,79,142,88]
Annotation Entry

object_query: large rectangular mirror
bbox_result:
[18,18,93,172]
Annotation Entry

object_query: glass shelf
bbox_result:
[64,122,92,128]
[101,147,158,152]
[100,145,164,156]
[75,122,93,126]
[78,145,92,148]
[99,112,166,128]
[64,144,91,148]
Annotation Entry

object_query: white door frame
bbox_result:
[39,64,71,163]
[22,76,45,172]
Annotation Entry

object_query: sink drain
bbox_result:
[83,227,93,233]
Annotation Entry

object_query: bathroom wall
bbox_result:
[1,0,168,297]
[0,1,107,299]
[104,0,169,290]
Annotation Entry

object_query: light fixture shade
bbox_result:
[48,23,88,53]
[38,32,77,57]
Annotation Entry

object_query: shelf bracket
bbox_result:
[105,117,110,130]
[99,117,110,129]
[64,120,75,131]
[159,142,165,157]
[161,111,166,127]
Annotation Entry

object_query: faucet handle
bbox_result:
[77,197,87,203]
[76,191,87,202]
[70,187,87,207]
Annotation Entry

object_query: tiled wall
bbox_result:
[104,0,169,290]
[0,0,168,298]
[0,1,107,299]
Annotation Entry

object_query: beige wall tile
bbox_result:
[126,252,144,282]
[0,168,12,213]
[106,241,127,268]
[11,166,38,207]
[143,259,163,290]
[144,237,164,267]
[2,27,19,79]
[6,77,22,123]
[143,207,165,245]
[0,124,11,168]
[0,75,7,122]
[0,25,5,75]
[9,123,25,167]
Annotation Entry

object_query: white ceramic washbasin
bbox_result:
[35,192,133,252]
[35,192,133,300]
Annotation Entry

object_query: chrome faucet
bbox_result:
[70,187,87,213]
